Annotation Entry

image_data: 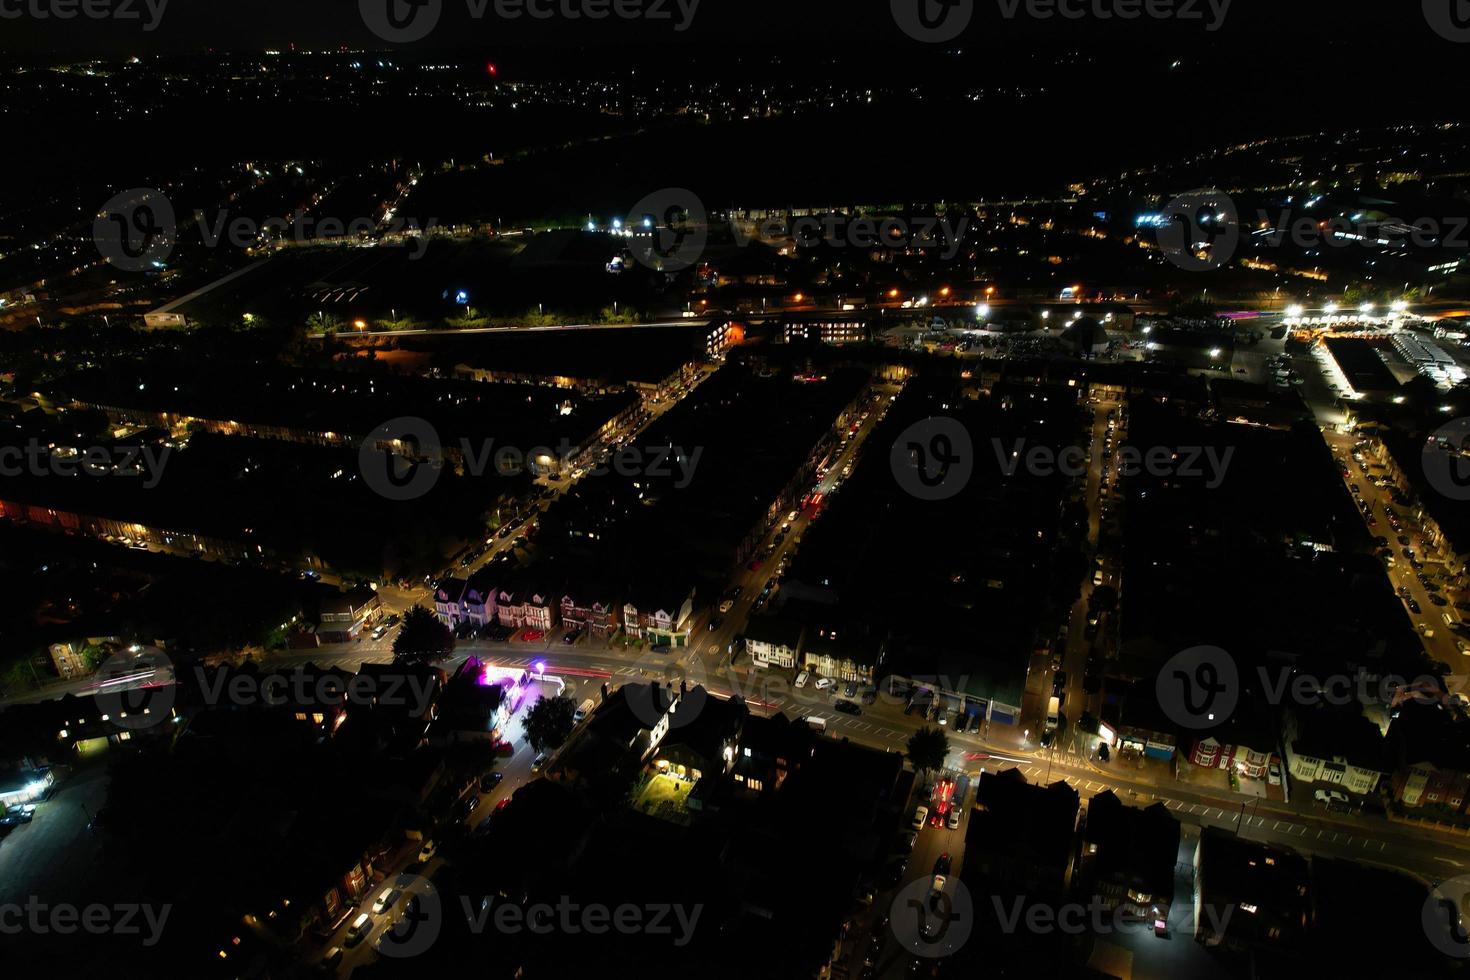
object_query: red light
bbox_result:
[486,63,498,76]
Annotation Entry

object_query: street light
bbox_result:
[1285,304,1304,318]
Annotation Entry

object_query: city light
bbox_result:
[1285,304,1304,317]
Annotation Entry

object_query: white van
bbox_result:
[574,699,594,724]
[805,716,827,733]
[345,912,373,947]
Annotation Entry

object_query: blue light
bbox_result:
[455,290,469,305]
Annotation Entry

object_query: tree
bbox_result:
[524,694,577,753]
[306,311,342,334]
[907,725,949,776]
[393,605,455,664]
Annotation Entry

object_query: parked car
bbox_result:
[1267,762,1281,786]
[562,629,581,644]
[910,806,929,831]
[794,671,810,689]
[834,699,862,715]
[345,913,373,948]
[946,808,961,830]
[372,887,400,915]
[815,677,836,691]
[316,946,343,975]
[479,771,504,792]
[1314,789,1349,806]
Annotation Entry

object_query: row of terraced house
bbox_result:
[433,570,696,646]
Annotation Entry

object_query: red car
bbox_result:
[520,629,546,643]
